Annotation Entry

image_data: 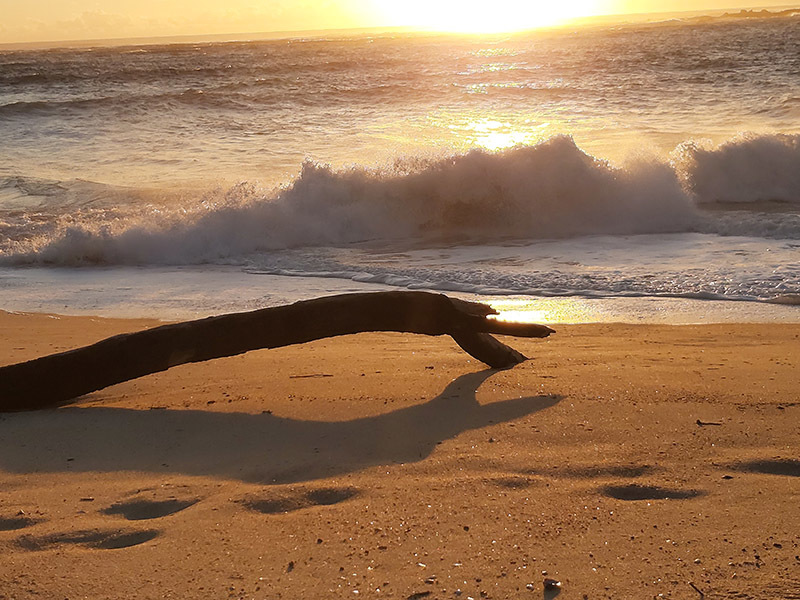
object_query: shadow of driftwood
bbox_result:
[0,370,560,484]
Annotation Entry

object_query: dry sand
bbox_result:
[0,310,798,599]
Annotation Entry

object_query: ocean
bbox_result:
[1,14,799,323]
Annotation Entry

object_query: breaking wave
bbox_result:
[673,133,800,204]
[2,134,799,267]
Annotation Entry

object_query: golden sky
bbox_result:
[0,0,787,44]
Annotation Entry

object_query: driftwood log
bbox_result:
[0,291,554,412]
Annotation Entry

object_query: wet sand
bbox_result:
[0,310,798,599]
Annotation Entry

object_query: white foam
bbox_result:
[0,265,796,324]
[673,133,800,204]
[3,136,698,265]
[2,134,800,268]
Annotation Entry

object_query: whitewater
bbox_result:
[1,13,798,321]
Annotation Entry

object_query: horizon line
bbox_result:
[1,3,798,51]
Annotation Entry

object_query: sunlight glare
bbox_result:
[464,119,536,150]
[488,297,606,324]
[375,0,601,33]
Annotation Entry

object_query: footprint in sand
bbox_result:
[525,464,655,479]
[491,476,536,489]
[17,528,159,551]
[601,484,704,501]
[242,486,360,515]
[0,515,39,532]
[730,458,800,477]
[103,497,199,521]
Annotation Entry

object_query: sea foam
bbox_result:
[3,136,696,265]
[674,133,800,204]
[2,134,799,267]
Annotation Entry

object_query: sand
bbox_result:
[0,309,798,600]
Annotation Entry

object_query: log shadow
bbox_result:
[0,370,560,485]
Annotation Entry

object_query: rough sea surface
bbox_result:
[1,13,798,319]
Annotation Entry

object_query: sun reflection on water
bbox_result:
[488,297,608,324]
[460,117,549,150]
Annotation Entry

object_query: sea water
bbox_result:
[1,14,798,323]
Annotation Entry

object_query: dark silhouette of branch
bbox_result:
[0,291,553,411]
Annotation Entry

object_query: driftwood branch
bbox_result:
[0,291,553,411]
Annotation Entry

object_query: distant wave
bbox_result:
[0,88,261,116]
[2,134,799,266]
[0,81,433,117]
[0,63,253,87]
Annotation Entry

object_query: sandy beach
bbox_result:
[0,309,798,599]
[4,4,800,599]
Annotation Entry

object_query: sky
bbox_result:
[0,0,790,45]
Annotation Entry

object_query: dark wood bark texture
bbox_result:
[0,291,554,411]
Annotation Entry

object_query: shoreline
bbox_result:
[1,265,798,324]
[1,311,798,598]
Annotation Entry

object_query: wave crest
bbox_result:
[4,134,800,266]
[674,133,800,204]
[4,136,700,265]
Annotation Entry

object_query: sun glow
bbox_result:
[375,0,601,33]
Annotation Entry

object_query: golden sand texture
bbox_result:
[0,310,798,599]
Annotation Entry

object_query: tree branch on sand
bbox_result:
[0,291,553,412]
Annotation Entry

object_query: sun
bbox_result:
[374,0,601,33]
